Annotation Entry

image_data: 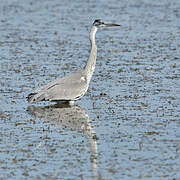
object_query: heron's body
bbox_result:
[27,20,120,104]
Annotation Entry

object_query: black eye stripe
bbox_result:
[93,19,102,24]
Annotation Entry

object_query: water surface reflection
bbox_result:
[27,104,99,178]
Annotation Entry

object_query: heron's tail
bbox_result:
[27,92,45,104]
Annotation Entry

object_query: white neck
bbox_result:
[90,26,98,44]
[84,26,98,84]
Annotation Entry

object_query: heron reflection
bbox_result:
[27,104,99,178]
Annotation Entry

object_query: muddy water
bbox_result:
[0,0,180,179]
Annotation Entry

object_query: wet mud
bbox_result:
[0,0,180,179]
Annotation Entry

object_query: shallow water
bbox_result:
[0,0,180,179]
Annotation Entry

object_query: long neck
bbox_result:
[84,26,98,84]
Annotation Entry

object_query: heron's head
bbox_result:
[93,19,120,28]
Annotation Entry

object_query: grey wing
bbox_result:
[27,71,88,103]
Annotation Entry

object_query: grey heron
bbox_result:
[27,19,120,105]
